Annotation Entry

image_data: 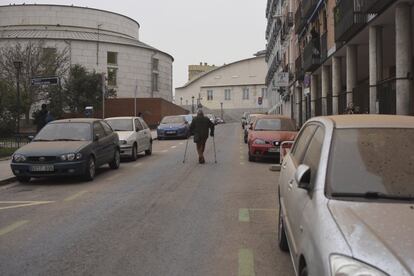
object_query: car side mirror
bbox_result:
[295,164,311,191]
[94,134,100,141]
[28,135,34,141]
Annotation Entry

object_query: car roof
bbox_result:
[51,118,100,124]
[255,115,293,120]
[105,117,136,120]
[313,115,414,129]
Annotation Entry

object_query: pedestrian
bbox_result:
[35,104,48,132]
[190,109,215,164]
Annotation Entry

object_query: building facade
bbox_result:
[266,0,414,126]
[0,4,174,101]
[188,63,218,81]
[175,55,269,119]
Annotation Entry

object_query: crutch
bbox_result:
[212,135,217,163]
[183,136,190,163]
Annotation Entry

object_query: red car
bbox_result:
[247,115,297,162]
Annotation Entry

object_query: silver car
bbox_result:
[278,115,414,276]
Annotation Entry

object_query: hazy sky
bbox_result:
[2,0,267,90]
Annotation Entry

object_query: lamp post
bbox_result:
[13,61,23,135]
[191,96,195,113]
[220,102,224,119]
[180,97,183,105]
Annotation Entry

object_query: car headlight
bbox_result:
[13,154,26,163]
[120,140,127,145]
[330,255,387,276]
[253,139,266,145]
[60,153,82,161]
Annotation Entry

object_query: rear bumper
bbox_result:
[10,160,87,178]
[157,130,188,139]
[249,144,280,160]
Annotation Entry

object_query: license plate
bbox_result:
[166,131,176,134]
[268,147,280,153]
[30,165,54,172]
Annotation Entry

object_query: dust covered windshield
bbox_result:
[254,118,296,131]
[34,122,91,141]
[327,128,414,198]
[161,116,185,124]
[106,119,133,131]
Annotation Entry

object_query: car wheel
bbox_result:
[84,156,96,181]
[300,266,308,276]
[248,153,255,162]
[131,144,138,161]
[244,135,248,144]
[16,176,30,183]
[278,204,289,252]
[109,149,120,169]
[145,141,152,156]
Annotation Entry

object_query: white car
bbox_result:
[105,117,152,160]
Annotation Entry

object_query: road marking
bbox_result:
[0,220,29,237]
[0,183,19,191]
[107,173,122,182]
[0,201,54,210]
[239,208,250,222]
[161,150,168,153]
[249,208,278,212]
[171,146,177,149]
[238,249,255,276]
[133,162,143,168]
[179,142,184,145]
[64,190,88,202]
[240,162,245,165]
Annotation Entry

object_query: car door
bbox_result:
[134,118,146,152]
[93,122,107,166]
[279,124,317,259]
[138,118,151,150]
[100,120,118,159]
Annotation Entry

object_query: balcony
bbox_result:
[295,55,304,81]
[302,0,319,19]
[360,0,395,13]
[295,4,306,34]
[334,0,368,42]
[303,38,320,72]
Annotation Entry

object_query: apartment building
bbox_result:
[266,0,414,125]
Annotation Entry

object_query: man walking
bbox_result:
[190,109,215,164]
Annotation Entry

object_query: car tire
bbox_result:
[84,156,96,181]
[131,144,138,161]
[300,266,308,276]
[16,176,30,183]
[244,135,248,144]
[278,205,289,252]
[248,152,255,162]
[145,141,152,156]
[109,149,120,169]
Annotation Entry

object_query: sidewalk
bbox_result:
[0,158,14,184]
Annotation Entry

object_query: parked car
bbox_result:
[183,114,195,125]
[244,113,265,143]
[278,115,414,276]
[241,112,249,129]
[247,115,297,162]
[105,116,152,160]
[157,115,190,139]
[10,118,120,182]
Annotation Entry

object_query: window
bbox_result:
[207,90,213,101]
[225,89,231,100]
[93,122,106,138]
[108,68,117,86]
[302,127,324,185]
[152,73,159,92]
[100,121,113,135]
[107,52,118,65]
[152,58,159,71]
[140,118,149,129]
[291,124,318,164]
[242,88,249,100]
[135,119,143,131]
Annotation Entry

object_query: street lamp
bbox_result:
[191,96,195,113]
[220,102,224,119]
[180,97,183,105]
[13,61,23,135]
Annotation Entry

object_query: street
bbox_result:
[0,123,294,276]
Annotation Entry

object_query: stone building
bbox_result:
[0,4,174,101]
[188,63,218,81]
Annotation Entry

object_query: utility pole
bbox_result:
[220,102,224,119]
[102,73,106,119]
[13,61,22,135]
[191,96,195,113]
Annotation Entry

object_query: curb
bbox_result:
[0,157,11,161]
[0,176,16,186]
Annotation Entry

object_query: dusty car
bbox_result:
[157,115,190,139]
[10,118,120,182]
[247,115,297,162]
[105,116,152,160]
[278,115,414,276]
[244,113,266,143]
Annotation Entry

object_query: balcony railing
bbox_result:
[360,0,395,13]
[334,0,368,42]
[295,4,305,34]
[295,55,304,81]
[303,38,320,72]
[303,0,319,19]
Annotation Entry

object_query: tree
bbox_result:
[0,80,16,136]
[63,64,116,114]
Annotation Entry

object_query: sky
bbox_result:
[2,0,267,90]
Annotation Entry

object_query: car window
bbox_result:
[140,119,149,129]
[291,124,318,165]
[34,122,91,141]
[302,127,324,185]
[93,122,106,138]
[100,121,113,135]
[106,119,133,131]
[135,119,143,131]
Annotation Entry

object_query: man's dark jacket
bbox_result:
[190,115,214,143]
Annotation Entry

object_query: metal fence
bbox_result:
[0,136,30,149]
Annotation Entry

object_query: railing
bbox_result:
[377,78,396,114]
[334,0,368,42]
[0,136,30,157]
[303,38,320,72]
[295,3,305,34]
[338,91,347,114]
[303,0,319,19]
[352,81,370,114]
[360,0,395,13]
[295,55,304,81]
[320,32,328,62]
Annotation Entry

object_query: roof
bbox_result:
[316,115,414,129]
[52,118,100,123]
[0,29,174,61]
[176,56,265,89]
[105,117,137,120]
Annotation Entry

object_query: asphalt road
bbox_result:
[0,123,294,276]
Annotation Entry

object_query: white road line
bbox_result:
[171,146,177,149]
[0,220,29,236]
[0,201,54,210]
[161,150,168,153]
[107,173,122,182]
[133,162,143,168]
[64,190,88,202]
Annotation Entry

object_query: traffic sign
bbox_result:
[31,76,59,86]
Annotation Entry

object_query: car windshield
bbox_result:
[106,119,133,131]
[184,115,193,123]
[34,122,91,141]
[161,116,184,124]
[254,118,296,131]
[327,128,414,199]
